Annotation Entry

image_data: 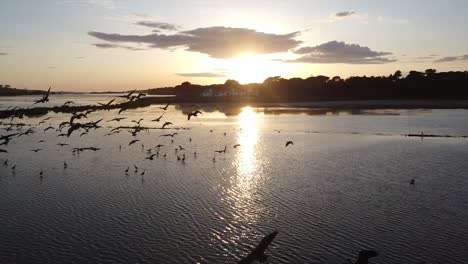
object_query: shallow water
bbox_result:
[1,96,468,263]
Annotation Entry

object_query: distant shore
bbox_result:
[2,97,468,120]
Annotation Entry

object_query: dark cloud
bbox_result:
[135,21,180,31]
[335,11,356,17]
[88,27,302,58]
[285,41,395,64]
[92,43,146,51]
[434,54,468,63]
[177,72,226,78]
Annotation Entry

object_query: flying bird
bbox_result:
[30,149,43,152]
[214,146,227,154]
[285,141,294,147]
[128,139,140,146]
[159,103,170,110]
[33,87,51,104]
[146,153,157,160]
[98,98,116,108]
[107,117,126,122]
[233,144,241,148]
[162,122,172,129]
[238,230,278,264]
[151,114,164,122]
[187,110,203,120]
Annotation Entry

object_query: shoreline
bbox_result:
[1,98,468,119]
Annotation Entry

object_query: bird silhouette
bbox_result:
[162,122,173,129]
[187,110,203,120]
[30,149,43,152]
[33,87,51,104]
[98,98,116,108]
[285,141,294,147]
[238,230,278,264]
[214,146,227,154]
[128,139,140,146]
[107,117,126,122]
[151,114,164,122]
[159,103,170,110]
[233,144,241,148]
[410,179,415,185]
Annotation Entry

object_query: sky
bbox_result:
[1,0,468,91]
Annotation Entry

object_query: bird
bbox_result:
[233,144,241,148]
[140,170,146,176]
[410,179,415,185]
[162,122,172,129]
[128,139,139,146]
[30,149,43,153]
[119,89,136,100]
[133,165,138,172]
[44,126,55,133]
[3,159,9,165]
[214,146,227,154]
[154,144,165,148]
[124,167,129,173]
[131,118,144,125]
[107,117,126,122]
[118,107,128,115]
[38,140,45,143]
[11,164,16,170]
[39,170,44,178]
[146,153,157,161]
[151,114,164,122]
[187,110,203,120]
[238,230,278,264]
[159,133,177,138]
[33,87,51,104]
[352,250,379,264]
[285,141,294,147]
[63,161,67,169]
[159,103,170,110]
[98,98,116,108]
[178,145,185,151]
[274,129,281,133]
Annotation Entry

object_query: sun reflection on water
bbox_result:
[228,107,266,227]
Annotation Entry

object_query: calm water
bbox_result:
[1,96,468,263]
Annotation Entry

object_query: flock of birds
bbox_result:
[0,88,296,181]
[1,88,424,264]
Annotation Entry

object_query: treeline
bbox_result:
[0,85,45,96]
[147,70,468,100]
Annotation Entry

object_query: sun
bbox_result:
[225,54,274,84]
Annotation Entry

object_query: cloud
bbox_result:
[435,54,468,63]
[177,72,226,78]
[92,43,147,51]
[284,41,396,64]
[335,11,356,17]
[135,21,180,31]
[88,26,302,58]
[63,0,114,9]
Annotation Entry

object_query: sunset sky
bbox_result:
[1,0,468,91]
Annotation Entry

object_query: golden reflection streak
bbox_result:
[229,107,265,225]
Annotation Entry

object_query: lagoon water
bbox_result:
[1,95,468,263]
